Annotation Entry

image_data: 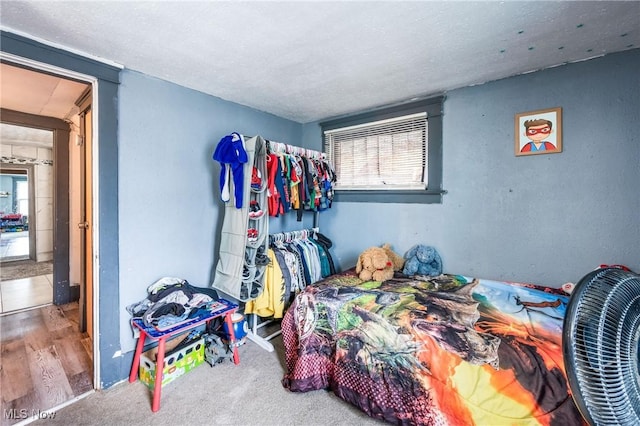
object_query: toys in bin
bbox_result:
[204,313,247,367]
[138,331,205,389]
[204,333,234,367]
[222,313,248,345]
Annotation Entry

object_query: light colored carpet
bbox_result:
[0,260,53,281]
[34,335,386,426]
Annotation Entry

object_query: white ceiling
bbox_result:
[0,62,89,148]
[0,1,639,124]
[0,62,89,120]
[0,122,54,149]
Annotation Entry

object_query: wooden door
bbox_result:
[78,105,93,340]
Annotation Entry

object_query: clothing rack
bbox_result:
[247,318,281,352]
[238,136,330,352]
[246,226,320,352]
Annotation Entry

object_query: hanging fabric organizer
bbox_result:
[212,134,269,302]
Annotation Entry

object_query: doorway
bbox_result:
[1,122,54,267]
[2,29,122,392]
[0,59,96,420]
[0,61,91,299]
[0,127,55,313]
[0,165,32,261]
[1,61,90,310]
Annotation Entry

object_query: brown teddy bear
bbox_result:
[355,246,395,282]
[381,243,405,272]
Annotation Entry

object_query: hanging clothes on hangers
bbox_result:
[244,247,285,319]
[211,135,338,352]
[265,141,336,219]
[257,228,336,313]
[266,152,290,217]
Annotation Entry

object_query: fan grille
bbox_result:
[563,268,640,426]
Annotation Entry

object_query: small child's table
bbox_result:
[128,299,240,412]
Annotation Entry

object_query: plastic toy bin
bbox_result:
[129,298,240,412]
[138,338,204,389]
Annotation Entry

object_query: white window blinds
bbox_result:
[324,112,428,190]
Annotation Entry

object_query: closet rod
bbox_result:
[267,140,326,160]
[269,227,319,243]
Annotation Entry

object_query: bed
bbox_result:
[281,269,586,425]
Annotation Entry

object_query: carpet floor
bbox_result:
[0,260,53,281]
[32,335,386,426]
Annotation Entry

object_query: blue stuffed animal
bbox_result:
[402,244,443,276]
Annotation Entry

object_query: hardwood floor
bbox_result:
[0,275,53,314]
[0,302,92,425]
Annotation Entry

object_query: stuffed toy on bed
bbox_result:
[403,244,443,276]
[381,243,405,272]
[355,246,395,282]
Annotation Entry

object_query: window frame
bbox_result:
[321,96,445,204]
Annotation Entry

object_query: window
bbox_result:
[325,112,427,190]
[321,96,445,204]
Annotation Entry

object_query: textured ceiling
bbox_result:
[0,1,639,123]
[0,122,53,149]
[0,62,89,120]
[0,62,89,148]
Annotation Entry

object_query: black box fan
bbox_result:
[563,267,640,425]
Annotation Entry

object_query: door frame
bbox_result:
[0,108,71,276]
[1,30,122,389]
[0,53,102,388]
[76,88,93,337]
[0,163,36,261]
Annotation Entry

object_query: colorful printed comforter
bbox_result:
[281,270,586,425]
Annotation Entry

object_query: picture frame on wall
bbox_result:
[515,107,562,156]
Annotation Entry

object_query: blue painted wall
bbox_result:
[116,70,302,361]
[303,49,640,288]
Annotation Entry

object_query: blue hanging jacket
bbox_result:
[213,132,248,208]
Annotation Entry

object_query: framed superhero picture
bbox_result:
[515,107,562,156]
